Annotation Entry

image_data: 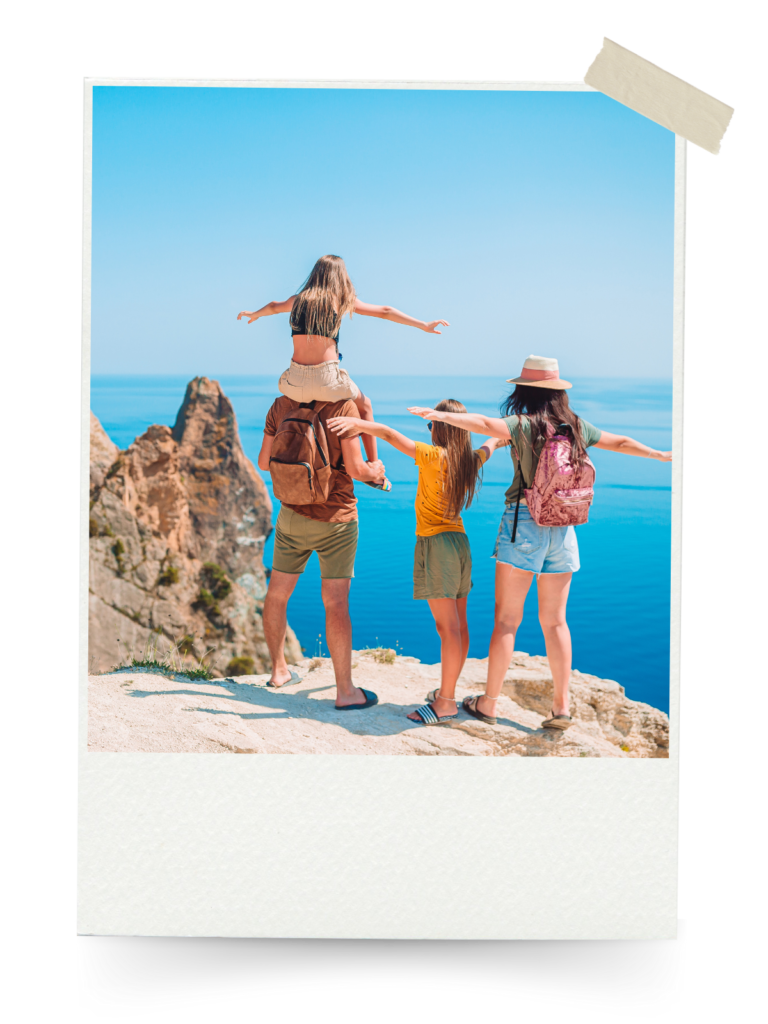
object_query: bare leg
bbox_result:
[263,569,300,686]
[456,596,470,674]
[353,391,378,463]
[477,562,533,717]
[537,572,573,716]
[321,577,366,707]
[407,597,468,720]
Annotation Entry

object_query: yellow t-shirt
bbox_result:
[413,442,489,537]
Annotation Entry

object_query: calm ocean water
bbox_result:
[90,375,672,713]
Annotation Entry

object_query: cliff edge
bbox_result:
[88,649,669,757]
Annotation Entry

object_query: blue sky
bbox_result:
[91,86,675,378]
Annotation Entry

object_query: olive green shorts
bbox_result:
[272,507,358,579]
[413,531,472,601]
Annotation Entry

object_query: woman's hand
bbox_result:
[422,320,450,334]
[237,311,261,324]
[653,450,673,462]
[327,416,364,438]
[407,406,437,421]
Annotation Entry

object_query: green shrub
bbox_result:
[129,657,214,682]
[158,565,180,586]
[89,517,98,537]
[201,562,232,600]
[226,656,255,676]
[194,588,221,616]
[112,538,125,573]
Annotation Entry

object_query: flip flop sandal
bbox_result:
[462,695,497,726]
[335,688,379,710]
[541,710,573,730]
[409,703,458,726]
[266,670,303,688]
[365,478,392,491]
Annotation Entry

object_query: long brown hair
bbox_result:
[290,255,357,337]
[431,399,483,521]
[501,385,587,465]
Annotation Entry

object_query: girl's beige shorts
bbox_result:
[278,359,360,404]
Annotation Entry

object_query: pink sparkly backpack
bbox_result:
[510,417,596,541]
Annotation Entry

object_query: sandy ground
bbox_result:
[87,650,651,757]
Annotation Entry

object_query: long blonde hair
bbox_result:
[430,399,483,521]
[290,255,357,337]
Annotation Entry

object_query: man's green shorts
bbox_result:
[413,530,473,600]
[272,507,358,579]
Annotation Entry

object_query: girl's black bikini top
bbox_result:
[290,308,342,358]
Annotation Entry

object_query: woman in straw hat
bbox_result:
[408,355,672,731]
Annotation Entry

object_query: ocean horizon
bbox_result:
[90,374,673,714]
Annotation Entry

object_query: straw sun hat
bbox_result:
[506,354,572,390]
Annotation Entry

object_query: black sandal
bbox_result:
[462,694,498,725]
[335,688,379,710]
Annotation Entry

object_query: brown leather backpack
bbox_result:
[269,401,337,504]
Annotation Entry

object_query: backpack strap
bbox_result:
[312,402,344,472]
[511,460,528,543]
[510,417,528,544]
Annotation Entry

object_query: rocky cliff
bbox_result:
[88,377,301,676]
[88,649,669,757]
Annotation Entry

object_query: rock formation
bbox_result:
[88,377,301,676]
[88,650,669,757]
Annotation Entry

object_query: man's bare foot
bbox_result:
[334,685,367,708]
[268,668,295,688]
[407,695,456,722]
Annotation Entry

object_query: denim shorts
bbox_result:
[493,504,580,574]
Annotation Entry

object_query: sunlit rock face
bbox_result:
[88,377,301,676]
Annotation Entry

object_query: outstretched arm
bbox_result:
[237,296,296,324]
[478,436,505,461]
[408,406,510,440]
[328,416,417,459]
[594,431,672,461]
[339,437,387,485]
[354,299,449,335]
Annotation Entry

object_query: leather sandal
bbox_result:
[541,709,573,730]
[462,694,498,725]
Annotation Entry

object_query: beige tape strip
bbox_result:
[585,38,733,154]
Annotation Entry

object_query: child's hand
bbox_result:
[237,311,260,324]
[366,459,387,485]
[407,407,436,420]
[327,416,363,438]
[422,320,450,334]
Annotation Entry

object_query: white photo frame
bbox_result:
[79,80,683,939]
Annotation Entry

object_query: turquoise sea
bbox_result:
[90,375,673,714]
